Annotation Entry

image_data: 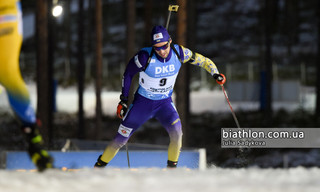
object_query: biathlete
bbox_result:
[94,25,225,168]
[0,0,53,171]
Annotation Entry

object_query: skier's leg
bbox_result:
[0,2,53,171]
[95,95,153,167]
[155,99,182,168]
[98,126,132,165]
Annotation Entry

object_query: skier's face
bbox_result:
[154,40,171,59]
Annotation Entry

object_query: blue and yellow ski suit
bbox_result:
[0,0,36,125]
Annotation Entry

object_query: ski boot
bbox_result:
[167,160,178,168]
[94,155,108,168]
[22,121,53,172]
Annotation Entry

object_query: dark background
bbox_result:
[1,0,320,168]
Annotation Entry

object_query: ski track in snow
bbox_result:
[0,167,320,192]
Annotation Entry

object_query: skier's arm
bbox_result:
[121,50,149,100]
[117,50,149,119]
[179,45,219,76]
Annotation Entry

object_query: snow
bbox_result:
[0,167,319,192]
[0,83,315,116]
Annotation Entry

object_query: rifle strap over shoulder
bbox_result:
[142,49,154,71]
[171,44,182,64]
[143,44,182,72]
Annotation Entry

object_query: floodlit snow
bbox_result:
[0,167,319,192]
[0,83,315,117]
[1,84,318,191]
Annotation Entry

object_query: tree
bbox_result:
[36,0,51,147]
[144,0,153,46]
[175,0,190,146]
[260,0,278,126]
[316,0,320,117]
[284,0,299,62]
[47,0,55,146]
[126,0,136,62]
[77,0,85,139]
[95,0,103,139]
[126,0,137,103]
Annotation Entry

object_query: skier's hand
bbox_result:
[213,73,226,85]
[117,100,128,119]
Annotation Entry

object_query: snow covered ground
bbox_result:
[0,167,319,192]
[0,83,315,116]
[1,86,319,191]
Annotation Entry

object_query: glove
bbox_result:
[117,95,128,119]
[213,73,226,85]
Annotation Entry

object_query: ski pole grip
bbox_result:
[216,74,226,85]
[168,5,179,12]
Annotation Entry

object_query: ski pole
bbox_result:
[165,5,179,30]
[125,144,130,168]
[220,84,241,129]
[220,84,250,167]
